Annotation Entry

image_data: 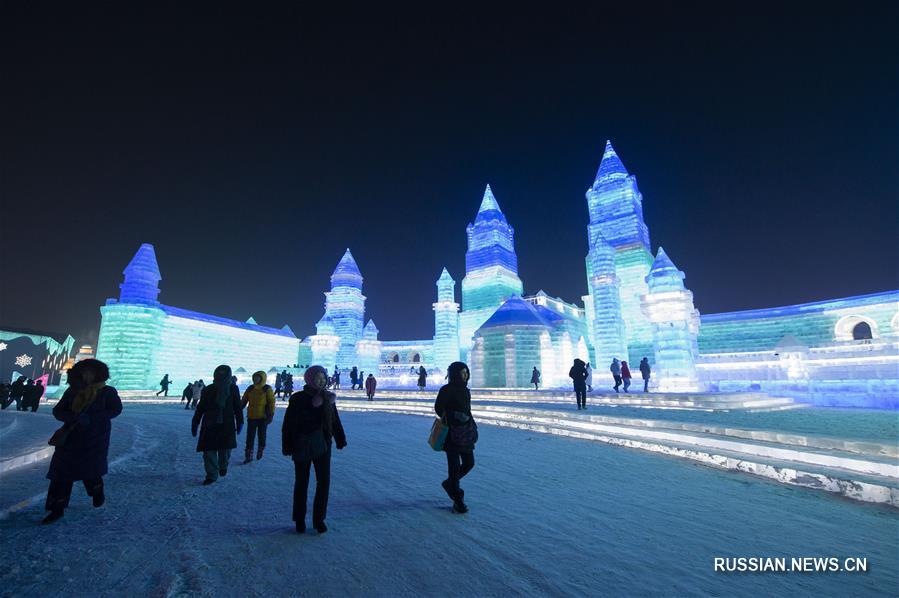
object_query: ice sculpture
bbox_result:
[460,185,524,359]
[641,247,702,391]
[433,268,460,372]
[323,249,366,367]
[585,232,628,370]
[585,141,655,363]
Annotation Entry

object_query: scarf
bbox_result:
[72,382,106,414]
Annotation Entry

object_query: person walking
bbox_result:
[241,371,275,463]
[25,379,45,412]
[333,369,341,389]
[610,358,622,393]
[275,372,283,399]
[191,365,243,485]
[181,382,193,406]
[435,362,478,513]
[531,366,540,390]
[417,365,428,391]
[585,363,593,392]
[364,373,377,401]
[349,367,359,391]
[283,373,294,398]
[0,383,10,410]
[157,374,172,397]
[639,357,651,392]
[43,359,122,524]
[568,359,588,410]
[282,365,347,534]
[21,379,37,411]
[621,361,633,393]
[188,379,204,410]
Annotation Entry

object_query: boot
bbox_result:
[42,509,64,524]
[256,446,264,460]
[92,488,105,508]
[244,448,253,464]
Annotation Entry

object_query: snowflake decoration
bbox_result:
[14,354,32,368]
[0,342,6,351]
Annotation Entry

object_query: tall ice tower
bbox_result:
[323,249,366,367]
[433,267,461,372]
[460,185,524,359]
[585,141,654,364]
[96,243,166,389]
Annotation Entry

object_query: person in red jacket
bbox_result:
[621,360,633,393]
[364,373,377,401]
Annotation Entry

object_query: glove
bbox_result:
[336,440,347,450]
[77,413,91,426]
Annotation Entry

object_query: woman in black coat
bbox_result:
[43,359,123,524]
[434,361,478,513]
[192,364,243,485]
[282,365,346,534]
[417,366,428,391]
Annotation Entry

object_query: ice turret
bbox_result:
[362,319,379,340]
[323,248,367,366]
[119,243,162,305]
[433,268,461,371]
[585,233,628,369]
[584,140,654,364]
[460,185,524,360]
[641,247,702,392]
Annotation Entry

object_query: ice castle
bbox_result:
[96,141,899,407]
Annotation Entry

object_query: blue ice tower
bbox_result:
[460,185,524,360]
[585,141,655,364]
[586,233,629,371]
[324,249,366,368]
[641,247,702,392]
[355,319,382,376]
[310,313,340,370]
[96,243,166,388]
[433,267,461,372]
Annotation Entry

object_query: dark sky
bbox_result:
[1,3,897,344]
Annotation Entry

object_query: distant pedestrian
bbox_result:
[275,372,283,398]
[531,367,540,390]
[585,363,593,392]
[0,383,9,410]
[435,362,478,514]
[9,377,25,410]
[24,379,45,412]
[333,369,341,389]
[569,359,588,410]
[365,373,377,400]
[189,380,204,409]
[191,365,243,485]
[639,357,651,392]
[417,366,427,391]
[350,367,359,390]
[610,358,622,393]
[43,359,122,524]
[181,383,193,406]
[283,374,294,398]
[621,360,632,393]
[241,371,275,463]
[282,365,347,534]
[156,374,172,397]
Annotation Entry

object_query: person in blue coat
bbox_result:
[43,359,123,524]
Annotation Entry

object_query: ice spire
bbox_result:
[475,184,505,222]
[646,247,686,292]
[119,243,162,305]
[593,140,629,186]
[330,248,363,289]
[363,319,379,340]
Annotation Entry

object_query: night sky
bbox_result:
[1,3,897,345]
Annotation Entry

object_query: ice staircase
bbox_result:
[339,400,899,508]
[334,388,802,412]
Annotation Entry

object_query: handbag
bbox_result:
[293,429,329,461]
[428,417,448,451]
[449,418,479,449]
[48,423,73,447]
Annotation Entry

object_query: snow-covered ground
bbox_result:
[1,403,897,597]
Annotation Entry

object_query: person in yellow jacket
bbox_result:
[241,371,275,463]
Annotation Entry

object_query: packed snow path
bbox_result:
[1,404,896,597]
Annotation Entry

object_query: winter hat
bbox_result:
[304,365,327,389]
[447,362,470,386]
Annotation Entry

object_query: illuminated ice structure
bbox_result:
[641,248,701,392]
[459,185,524,361]
[96,244,300,390]
[94,142,899,405]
